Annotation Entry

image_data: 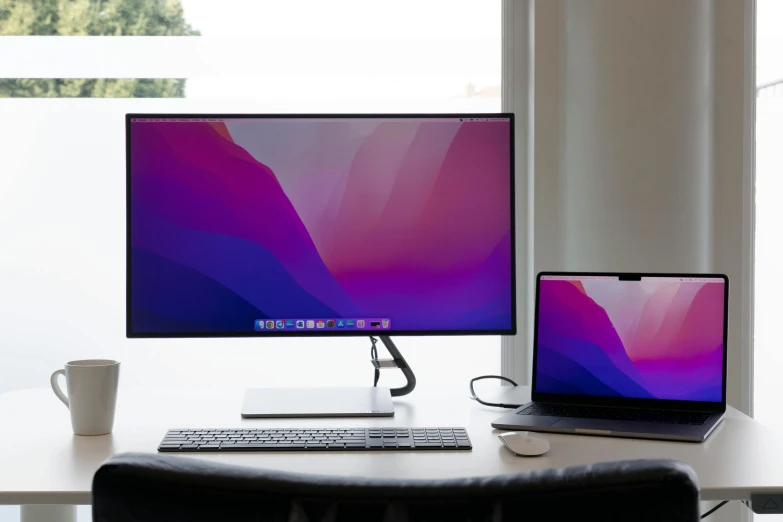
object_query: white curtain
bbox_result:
[503,0,754,417]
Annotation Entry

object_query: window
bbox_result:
[0,1,502,398]
[754,0,783,446]
[0,3,502,520]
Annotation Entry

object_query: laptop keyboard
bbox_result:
[518,404,712,425]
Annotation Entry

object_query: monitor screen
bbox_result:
[533,274,726,402]
[127,114,514,336]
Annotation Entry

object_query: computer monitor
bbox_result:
[126,114,516,339]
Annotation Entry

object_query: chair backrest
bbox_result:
[93,452,699,522]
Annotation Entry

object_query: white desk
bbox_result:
[1,385,782,521]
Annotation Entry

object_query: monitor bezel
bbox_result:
[531,271,729,411]
[126,113,517,338]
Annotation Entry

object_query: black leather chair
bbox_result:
[92,452,699,522]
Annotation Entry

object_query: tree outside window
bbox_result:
[0,0,198,98]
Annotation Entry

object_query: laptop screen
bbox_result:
[533,274,727,403]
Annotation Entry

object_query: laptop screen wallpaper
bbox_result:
[534,276,726,402]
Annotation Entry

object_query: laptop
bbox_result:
[492,272,728,442]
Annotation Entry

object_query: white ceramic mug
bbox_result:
[50,360,120,436]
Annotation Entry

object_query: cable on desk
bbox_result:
[469,375,521,408]
[700,500,728,519]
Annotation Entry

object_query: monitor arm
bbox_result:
[370,336,416,397]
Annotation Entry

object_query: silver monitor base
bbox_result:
[241,387,395,418]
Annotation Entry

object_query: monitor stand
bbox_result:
[241,336,416,418]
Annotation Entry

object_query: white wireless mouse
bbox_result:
[498,431,551,457]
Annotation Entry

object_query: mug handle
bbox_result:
[50,369,69,408]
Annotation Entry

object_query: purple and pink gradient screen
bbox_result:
[129,117,513,334]
[534,276,726,402]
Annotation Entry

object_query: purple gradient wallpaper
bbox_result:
[128,117,513,334]
[534,276,726,402]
